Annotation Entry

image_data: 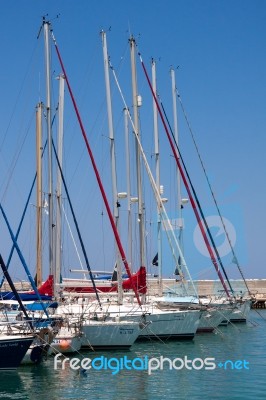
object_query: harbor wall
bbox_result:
[147,278,266,296]
[4,278,266,306]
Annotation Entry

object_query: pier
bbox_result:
[2,278,266,308]
[251,294,266,309]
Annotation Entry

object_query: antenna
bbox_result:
[37,14,60,39]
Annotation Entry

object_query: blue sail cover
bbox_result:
[0,275,53,301]
[0,292,52,301]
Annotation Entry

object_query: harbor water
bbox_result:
[0,309,265,400]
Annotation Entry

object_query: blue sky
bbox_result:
[0,0,265,283]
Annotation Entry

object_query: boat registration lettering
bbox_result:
[119,328,134,334]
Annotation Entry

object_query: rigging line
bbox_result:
[252,308,266,323]
[66,79,104,182]
[115,34,130,74]
[176,90,251,296]
[51,138,102,309]
[138,51,231,298]
[109,58,197,297]
[0,102,55,276]
[0,110,35,204]
[112,67,189,287]
[61,203,87,280]
[0,254,34,331]
[101,210,107,272]
[0,139,48,288]
[159,100,235,298]
[50,27,142,308]
[0,204,50,320]
[0,41,40,151]
[1,105,54,286]
[65,38,111,176]
[0,44,45,202]
[66,108,110,202]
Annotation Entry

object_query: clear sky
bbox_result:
[0,0,265,284]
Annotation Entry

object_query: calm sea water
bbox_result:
[0,309,265,400]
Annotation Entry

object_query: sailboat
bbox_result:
[0,254,45,368]
[48,324,83,355]
[78,33,202,341]
[141,59,251,328]
[4,21,202,348]
[0,335,35,370]
[151,67,236,332]
[42,29,200,343]
[32,20,144,351]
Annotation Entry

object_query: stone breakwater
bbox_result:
[146,278,266,294]
[147,278,266,308]
[4,278,266,307]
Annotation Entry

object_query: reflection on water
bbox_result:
[0,310,265,400]
[0,371,25,399]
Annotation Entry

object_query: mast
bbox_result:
[44,21,54,277]
[51,28,142,306]
[171,69,182,224]
[124,107,133,269]
[36,103,43,287]
[171,68,184,274]
[139,53,230,297]
[129,37,146,270]
[101,31,122,304]
[55,74,65,299]
[151,59,162,295]
[109,60,198,296]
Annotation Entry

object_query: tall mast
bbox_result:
[44,21,54,277]
[109,61,197,296]
[139,54,229,296]
[55,74,65,299]
[101,31,122,304]
[124,108,133,269]
[129,37,146,269]
[171,68,184,270]
[151,59,162,295]
[51,30,142,306]
[36,102,43,287]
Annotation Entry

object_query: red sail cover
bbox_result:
[122,266,147,294]
[34,267,147,295]
[62,266,147,294]
[37,275,54,295]
[27,275,54,296]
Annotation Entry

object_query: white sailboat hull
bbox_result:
[55,299,201,341]
[100,304,201,340]
[197,307,231,332]
[49,326,82,354]
[135,309,201,340]
[80,320,141,350]
[229,299,252,322]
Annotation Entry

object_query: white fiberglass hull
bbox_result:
[197,307,230,332]
[99,303,201,340]
[80,320,140,350]
[135,309,201,340]
[55,300,201,340]
[49,327,82,354]
[229,299,252,322]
